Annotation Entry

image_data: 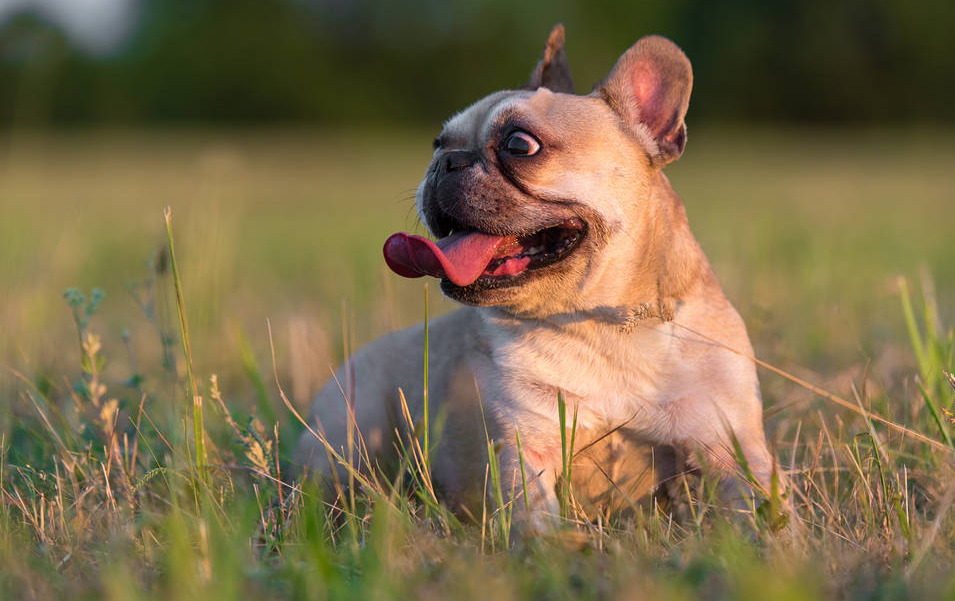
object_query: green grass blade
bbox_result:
[917,381,955,451]
[899,277,929,381]
[515,428,530,513]
[164,207,206,474]
[557,390,577,520]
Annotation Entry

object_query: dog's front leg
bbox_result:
[707,430,773,512]
[493,430,563,535]
[677,401,781,518]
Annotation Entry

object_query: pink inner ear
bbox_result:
[631,61,668,137]
[630,60,685,146]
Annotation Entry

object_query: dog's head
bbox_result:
[384,25,702,319]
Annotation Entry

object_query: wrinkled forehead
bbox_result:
[439,88,624,149]
[440,90,528,146]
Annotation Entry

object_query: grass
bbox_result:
[1,126,955,599]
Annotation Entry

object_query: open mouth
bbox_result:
[383,218,586,287]
[482,219,585,278]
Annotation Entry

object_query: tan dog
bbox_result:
[296,25,776,529]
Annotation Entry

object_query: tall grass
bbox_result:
[2,269,952,599]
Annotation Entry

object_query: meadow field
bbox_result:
[1,127,954,599]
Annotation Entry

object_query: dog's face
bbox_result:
[419,89,643,312]
[386,27,694,317]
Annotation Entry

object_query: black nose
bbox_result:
[443,150,477,174]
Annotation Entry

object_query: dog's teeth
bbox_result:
[526,245,543,255]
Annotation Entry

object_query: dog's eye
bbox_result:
[502,131,540,156]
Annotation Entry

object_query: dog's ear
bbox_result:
[526,24,575,94]
[598,35,692,165]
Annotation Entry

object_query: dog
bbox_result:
[296,25,778,530]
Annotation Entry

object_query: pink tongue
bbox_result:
[383,231,506,286]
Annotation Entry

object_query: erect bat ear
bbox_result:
[526,24,575,94]
[597,35,693,165]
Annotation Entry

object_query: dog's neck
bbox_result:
[619,170,708,322]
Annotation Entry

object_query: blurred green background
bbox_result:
[1,0,953,412]
[3,0,955,127]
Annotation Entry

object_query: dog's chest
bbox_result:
[481,318,679,430]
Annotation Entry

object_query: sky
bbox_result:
[0,0,137,54]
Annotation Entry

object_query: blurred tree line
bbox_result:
[1,0,952,127]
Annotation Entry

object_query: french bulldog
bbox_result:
[296,25,779,529]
